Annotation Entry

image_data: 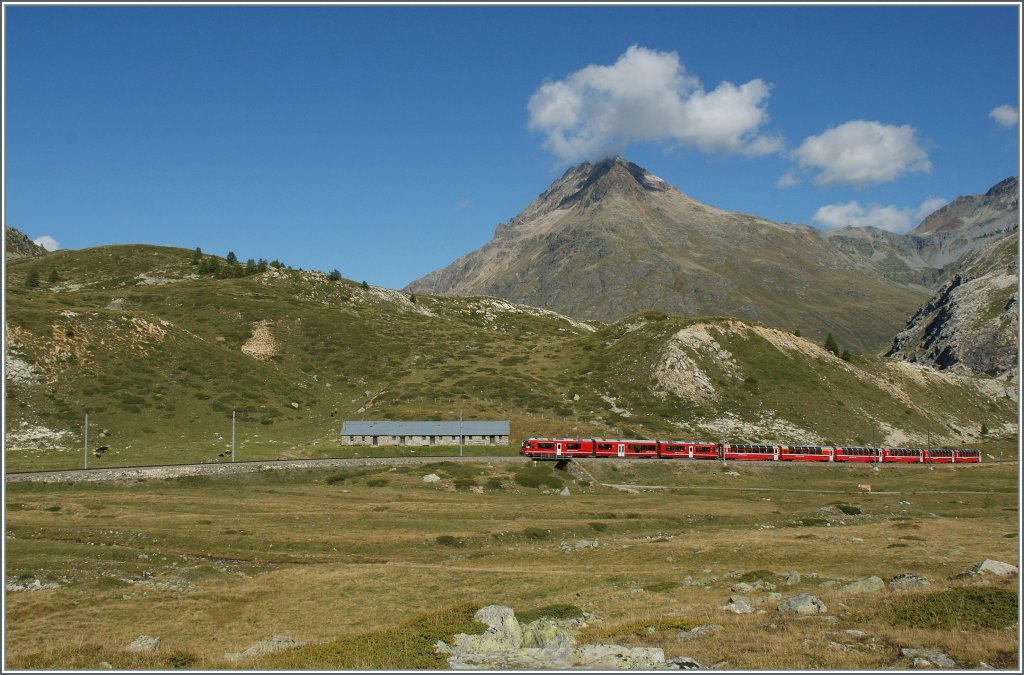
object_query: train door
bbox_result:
[556,442,562,457]
[617,443,625,458]
[773,446,780,461]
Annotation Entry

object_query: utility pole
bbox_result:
[459,409,463,457]
[84,413,89,470]
[231,410,236,463]
[720,420,727,463]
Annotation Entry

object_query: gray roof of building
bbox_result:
[341,420,509,436]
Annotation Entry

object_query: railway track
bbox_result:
[5,454,1013,485]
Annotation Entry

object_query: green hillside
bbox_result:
[4,245,1017,472]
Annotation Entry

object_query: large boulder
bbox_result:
[777,594,827,615]
[521,618,575,650]
[451,605,523,653]
[838,576,885,594]
[224,635,304,661]
[973,559,1018,576]
[889,573,931,591]
[720,598,754,614]
[441,605,666,670]
[125,635,160,653]
[676,624,722,642]
[573,644,665,669]
[901,648,956,668]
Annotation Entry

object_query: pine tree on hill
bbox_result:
[824,332,840,356]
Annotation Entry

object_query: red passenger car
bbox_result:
[593,439,658,458]
[779,445,833,462]
[883,447,924,463]
[924,448,955,464]
[722,444,777,460]
[520,438,594,459]
[659,441,720,460]
[953,449,981,463]
[832,446,882,463]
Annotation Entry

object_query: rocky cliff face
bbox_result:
[5,227,49,261]
[407,157,937,352]
[886,231,1018,387]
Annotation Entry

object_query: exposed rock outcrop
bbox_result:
[777,594,827,615]
[887,231,1018,383]
[972,559,1018,576]
[5,226,49,261]
[125,635,161,653]
[437,605,670,670]
[224,635,304,661]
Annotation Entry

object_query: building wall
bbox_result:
[340,434,509,447]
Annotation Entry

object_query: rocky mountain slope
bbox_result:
[5,226,49,261]
[886,230,1018,385]
[406,159,1019,355]
[405,157,936,353]
[5,245,1015,471]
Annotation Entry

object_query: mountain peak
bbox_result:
[507,156,678,229]
[911,176,1019,237]
[572,155,674,197]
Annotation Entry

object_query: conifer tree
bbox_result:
[47,269,60,283]
[226,251,238,265]
[191,247,202,265]
[824,332,840,356]
[24,268,39,288]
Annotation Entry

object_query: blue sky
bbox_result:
[5,4,1020,290]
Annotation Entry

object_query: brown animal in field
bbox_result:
[857,484,871,492]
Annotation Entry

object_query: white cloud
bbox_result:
[527,45,781,163]
[811,196,947,234]
[793,120,931,186]
[776,170,799,188]
[990,104,1018,128]
[32,235,60,251]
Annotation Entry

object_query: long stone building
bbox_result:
[339,420,510,447]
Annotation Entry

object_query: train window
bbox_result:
[567,443,581,450]
[538,442,554,449]
[597,443,612,451]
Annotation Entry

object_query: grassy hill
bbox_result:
[4,245,1017,471]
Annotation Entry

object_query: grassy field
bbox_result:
[4,458,1018,669]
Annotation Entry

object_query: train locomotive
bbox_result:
[519,438,981,464]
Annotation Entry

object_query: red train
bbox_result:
[520,438,981,464]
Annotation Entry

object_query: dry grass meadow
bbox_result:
[4,457,1020,670]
